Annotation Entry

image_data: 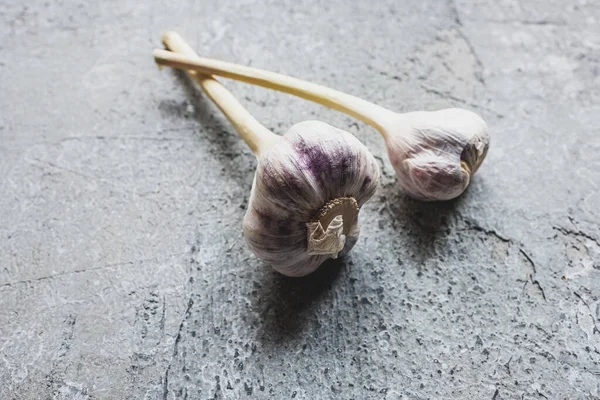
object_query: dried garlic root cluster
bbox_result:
[154,47,490,201]
[158,32,380,277]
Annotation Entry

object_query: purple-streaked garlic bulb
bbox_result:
[153,46,490,201]
[158,32,380,277]
[243,121,379,276]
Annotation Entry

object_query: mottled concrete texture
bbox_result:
[1,0,599,399]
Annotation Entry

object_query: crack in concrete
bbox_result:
[574,292,600,337]
[461,217,511,243]
[420,84,503,118]
[519,249,537,275]
[25,157,97,181]
[449,0,486,85]
[0,252,187,288]
[162,289,194,400]
[503,356,512,376]
[554,223,599,279]
[553,226,600,247]
[455,215,548,302]
[519,249,547,302]
[486,18,567,26]
[58,135,197,143]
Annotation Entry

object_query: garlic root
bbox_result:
[307,197,358,257]
[157,33,380,277]
[154,45,490,201]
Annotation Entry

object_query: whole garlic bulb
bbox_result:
[385,108,489,201]
[153,48,491,201]
[243,120,379,277]
[158,32,380,277]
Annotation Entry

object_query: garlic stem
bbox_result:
[153,47,396,136]
[160,32,278,156]
[155,34,489,202]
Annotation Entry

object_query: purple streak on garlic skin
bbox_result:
[243,120,380,277]
[385,108,490,201]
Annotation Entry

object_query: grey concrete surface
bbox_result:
[1,0,599,399]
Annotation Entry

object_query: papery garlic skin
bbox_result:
[243,120,380,277]
[385,108,489,201]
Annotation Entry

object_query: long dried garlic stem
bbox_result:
[155,35,490,202]
[153,46,396,136]
[161,32,278,156]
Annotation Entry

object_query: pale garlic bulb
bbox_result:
[158,32,380,277]
[154,47,491,201]
[385,108,489,200]
[243,121,379,276]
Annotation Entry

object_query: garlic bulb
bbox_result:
[385,109,489,200]
[153,47,490,201]
[159,32,380,277]
[244,121,379,276]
